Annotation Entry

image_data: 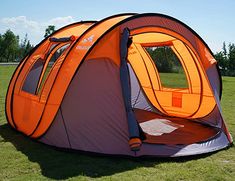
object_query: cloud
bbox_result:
[0,16,41,34]
[0,16,76,45]
[48,16,75,27]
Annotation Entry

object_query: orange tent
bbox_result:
[6,13,232,157]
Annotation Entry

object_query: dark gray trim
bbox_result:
[22,59,44,94]
[120,28,140,139]
[49,36,73,43]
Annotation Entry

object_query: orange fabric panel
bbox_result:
[172,41,216,118]
[31,15,133,138]
[10,56,41,131]
[186,46,216,118]
[86,27,121,66]
[13,94,44,135]
[141,41,173,47]
[129,29,216,118]
[6,56,27,128]
[9,23,94,135]
[172,40,201,94]
[134,44,161,91]
[195,95,216,117]
[162,87,189,93]
[172,92,182,108]
[133,32,176,44]
[128,45,152,87]
[142,87,168,114]
[154,91,200,117]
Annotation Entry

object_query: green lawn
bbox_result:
[159,72,188,88]
[0,65,235,180]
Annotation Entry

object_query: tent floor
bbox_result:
[134,109,220,145]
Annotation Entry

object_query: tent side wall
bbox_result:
[40,58,133,155]
[6,22,96,135]
[30,14,134,138]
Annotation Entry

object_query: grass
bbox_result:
[0,65,235,180]
[159,72,188,88]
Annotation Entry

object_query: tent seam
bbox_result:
[60,106,72,148]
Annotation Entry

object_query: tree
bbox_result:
[215,51,228,76]
[0,34,3,61]
[44,25,56,38]
[228,43,235,76]
[222,42,227,57]
[19,34,33,60]
[146,46,179,73]
[0,30,33,62]
[215,42,235,77]
[0,29,19,62]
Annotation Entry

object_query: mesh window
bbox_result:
[22,58,44,94]
[37,43,70,94]
[145,46,188,88]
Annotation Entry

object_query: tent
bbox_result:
[6,13,232,157]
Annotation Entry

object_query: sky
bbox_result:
[0,0,234,52]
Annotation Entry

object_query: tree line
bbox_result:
[214,42,235,76]
[0,26,56,63]
[147,43,235,77]
[0,30,33,62]
[146,46,183,74]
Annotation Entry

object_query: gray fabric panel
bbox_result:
[39,109,70,148]
[60,58,133,155]
[128,63,154,112]
[137,131,230,157]
[206,64,221,98]
[22,59,44,94]
[120,28,140,138]
[196,106,222,127]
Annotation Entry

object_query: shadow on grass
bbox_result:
[0,123,215,179]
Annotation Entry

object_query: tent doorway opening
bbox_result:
[127,31,220,145]
[134,108,220,145]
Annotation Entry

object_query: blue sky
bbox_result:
[0,0,234,52]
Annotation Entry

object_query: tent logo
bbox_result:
[76,35,95,50]
[82,35,95,43]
